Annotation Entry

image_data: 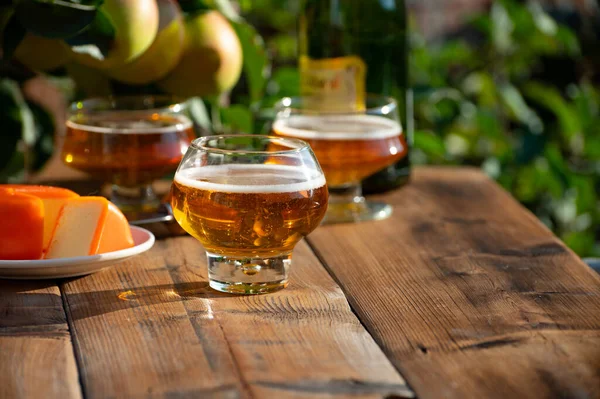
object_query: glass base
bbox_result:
[323,199,393,224]
[207,252,291,294]
[324,184,393,224]
[110,184,161,217]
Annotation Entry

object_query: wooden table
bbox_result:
[2,167,600,399]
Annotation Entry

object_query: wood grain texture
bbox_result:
[0,280,81,399]
[307,167,600,399]
[61,237,413,399]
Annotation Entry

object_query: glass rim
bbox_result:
[69,95,189,114]
[191,135,311,155]
[275,94,398,115]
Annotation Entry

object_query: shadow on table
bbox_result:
[0,279,67,328]
[0,279,237,324]
[0,279,59,293]
[60,281,238,321]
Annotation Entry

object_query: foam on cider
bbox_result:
[175,164,326,194]
[273,114,402,141]
[66,114,193,134]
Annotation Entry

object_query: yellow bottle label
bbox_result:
[299,55,366,112]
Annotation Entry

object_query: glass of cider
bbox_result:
[62,96,196,213]
[272,95,408,224]
[170,135,328,294]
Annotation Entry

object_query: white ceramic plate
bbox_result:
[0,226,155,279]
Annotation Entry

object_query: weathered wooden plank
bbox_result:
[307,167,600,399]
[61,248,244,399]
[0,280,82,399]
[61,237,414,398]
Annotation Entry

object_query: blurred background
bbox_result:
[1,0,599,257]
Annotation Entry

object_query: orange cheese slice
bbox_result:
[0,193,44,260]
[45,197,134,259]
[97,202,136,254]
[0,185,80,253]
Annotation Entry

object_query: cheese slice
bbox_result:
[97,202,135,254]
[45,197,134,259]
[0,193,44,260]
[0,185,80,253]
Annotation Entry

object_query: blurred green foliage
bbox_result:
[0,78,54,183]
[410,0,599,256]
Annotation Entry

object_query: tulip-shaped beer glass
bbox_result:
[171,135,328,294]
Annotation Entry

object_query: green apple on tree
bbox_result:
[158,10,243,97]
[107,0,185,85]
[70,0,160,70]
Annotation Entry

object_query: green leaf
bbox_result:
[499,83,543,134]
[570,175,597,214]
[179,0,241,20]
[491,2,514,54]
[1,79,35,146]
[208,0,241,22]
[232,21,269,106]
[267,67,299,98]
[437,40,476,68]
[527,2,557,36]
[220,104,253,134]
[267,33,297,61]
[2,13,26,60]
[571,82,599,134]
[516,126,546,165]
[523,82,581,141]
[177,0,211,14]
[562,231,595,257]
[514,164,541,202]
[423,88,463,125]
[584,135,600,159]
[469,14,491,37]
[0,79,47,181]
[544,145,570,190]
[475,109,503,139]
[413,130,446,158]
[462,72,498,107]
[66,9,115,60]
[554,26,580,55]
[187,97,212,134]
[15,0,97,39]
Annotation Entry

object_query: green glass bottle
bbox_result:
[298,0,412,193]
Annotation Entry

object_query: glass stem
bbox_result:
[324,181,394,224]
[110,184,160,216]
[328,182,364,205]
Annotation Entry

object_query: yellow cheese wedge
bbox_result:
[45,197,134,259]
